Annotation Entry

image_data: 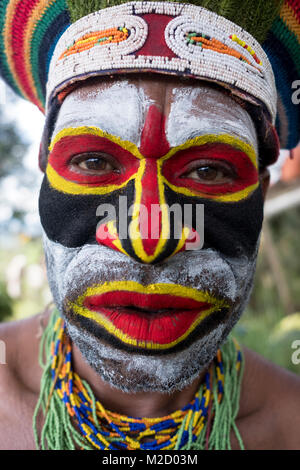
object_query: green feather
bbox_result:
[66,0,284,43]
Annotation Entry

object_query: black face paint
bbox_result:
[39,175,263,261]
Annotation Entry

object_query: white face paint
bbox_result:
[43,78,261,393]
[53,80,153,146]
[53,80,258,155]
[43,230,257,393]
[167,87,258,152]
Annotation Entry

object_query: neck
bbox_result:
[71,342,207,418]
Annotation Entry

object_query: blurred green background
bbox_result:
[0,82,299,375]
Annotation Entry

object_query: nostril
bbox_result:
[95,219,202,264]
[95,221,124,253]
[96,222,114,245]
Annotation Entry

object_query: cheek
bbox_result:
[42,232,79,309]
[39,175,137,248]
[40,170,264,266]
[163,184,264,258]
[39,176,108,248]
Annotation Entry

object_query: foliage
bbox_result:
[234,309,300,374]
[233,205,300,374]
[0,93,28,181]
[0,281,13,323]
[0,91,31,235]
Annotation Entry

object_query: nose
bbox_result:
[95,105,200,263]
[95,156,200,264]
[127,157,171,263]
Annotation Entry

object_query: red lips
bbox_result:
[84,291,211,345]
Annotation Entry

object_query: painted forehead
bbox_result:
[52,79,258,154]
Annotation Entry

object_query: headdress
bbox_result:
[0,0,299,162]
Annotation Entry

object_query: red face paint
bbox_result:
[47,123,259,264]
[139,105,170,158]
[84,291,212,346]
[162,143,258,196]
[135,105,170,256]
[138,159,162,255]
[48,134,140,186]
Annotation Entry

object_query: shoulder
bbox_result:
[0,313,45,411]
[0,313,47,449]
[237,346,300,450]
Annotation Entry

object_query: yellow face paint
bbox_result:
[68,281,230,351]
[46,126,259,263]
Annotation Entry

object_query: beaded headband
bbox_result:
[47,2,277,121]
[1,0,300,151]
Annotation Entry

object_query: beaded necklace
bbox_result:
[33,309,245,450]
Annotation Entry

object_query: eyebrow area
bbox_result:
[49,126,258,167]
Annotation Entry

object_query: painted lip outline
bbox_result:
[84,290,211,311]
[69,281,230,350]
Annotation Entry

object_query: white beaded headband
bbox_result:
[46,1,277,122]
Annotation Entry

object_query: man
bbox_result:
[0,0,300,450]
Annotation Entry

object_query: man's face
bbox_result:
[39,76,264,392]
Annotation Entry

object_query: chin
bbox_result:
[43,230,257,393]
[65,314,229,393]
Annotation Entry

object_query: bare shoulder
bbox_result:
[0,313,45,449]
[0,313,43,392]
[237,346,300,450]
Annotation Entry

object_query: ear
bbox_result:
[259,168,270,201]
[38,140,47,173]
[39,96,62,173]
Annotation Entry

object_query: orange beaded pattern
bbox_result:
[186,32,260,69]
[59,27,129,60]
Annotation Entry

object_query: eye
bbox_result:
[182,160,235,184]
[70,152,120,175]
[78,158,113,172]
